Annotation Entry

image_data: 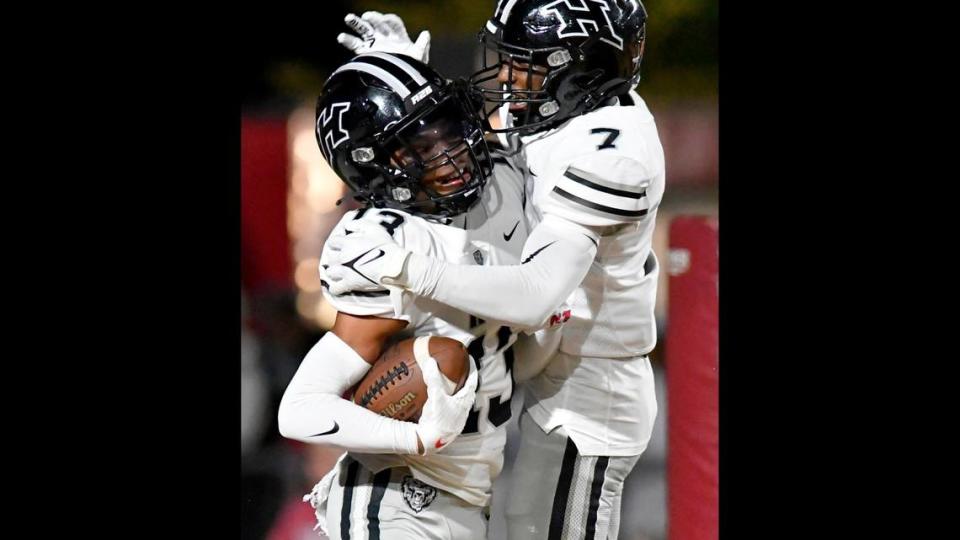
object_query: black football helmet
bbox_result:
[316,52,493,218]
[470,0,647,135]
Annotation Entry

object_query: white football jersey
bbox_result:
[519,91,665,456]
[319,155,528,507]
[521,90,664,358]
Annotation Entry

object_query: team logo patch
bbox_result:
[473,249,485,265]
[401,475,437,513]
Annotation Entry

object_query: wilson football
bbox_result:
[353,335,470,421]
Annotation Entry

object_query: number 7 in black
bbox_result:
[591,128,621,150]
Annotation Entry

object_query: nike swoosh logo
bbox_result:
[342,247,384,286]
[309,422,339,437]
[521,241,556,264]
[360,249,386,266]
[503,221,520,241]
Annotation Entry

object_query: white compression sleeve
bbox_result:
[398,214,599,329]
[277,332,421,454]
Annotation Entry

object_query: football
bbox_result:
[353,335,470,421]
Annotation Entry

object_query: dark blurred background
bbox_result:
[241,2,717,539]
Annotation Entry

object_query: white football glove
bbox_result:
[337,11,431,63]
[411,336,478,455]
[324,220,411,296]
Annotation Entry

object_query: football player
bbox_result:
[327,2,662,538]
[277,52,535,540]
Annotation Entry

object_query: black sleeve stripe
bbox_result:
[321,280,391,297]
[342,290,389,298]
[584,234,598,248]
[552,186,649,218]
[343,290,391,298]
[563,170,646,199]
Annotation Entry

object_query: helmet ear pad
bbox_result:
[550,68,604,119]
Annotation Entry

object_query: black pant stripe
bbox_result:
[584,456,610,539]
[340,458,360,540]
[564,169,647,199]
[548,438,580,540]
[366,469,392,540]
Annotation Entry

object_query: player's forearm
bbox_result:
[278,393,420,454]
[399,215,598,329]
[277,332,421,454]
